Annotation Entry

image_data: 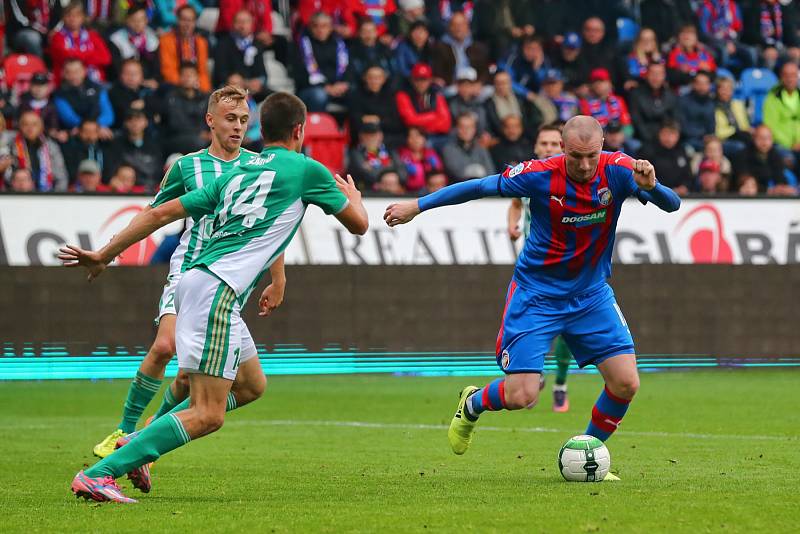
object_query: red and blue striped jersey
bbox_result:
[499,151,642,297]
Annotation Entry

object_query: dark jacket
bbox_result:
[628,83,679,144]
[106,135,162,190]
[441,138,496,182]
[448,94,489,135]
[108,83,157,129]
[349,41,394,79]
[490,136,531,171]
[347,144,407,189]
[431,39,491,86]
[17,92,59,132]
[679,91,716,143]
[292,33,351,91]
[53,81,114,129]
[733,142,787,192]
[639,142,694,190]
[161,88,209,137]
[63,137,108,182]
[741,1,799,49]
[639,0,697,44]
[213,33,268,87]
[349,84,404,145]
[484,93,544,141]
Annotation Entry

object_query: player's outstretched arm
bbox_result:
[632,159,681,213]
[333,173,369,235]
[259,253,286,317]
[508,198,523,241]
[384,174,503,227]
[58,199,189,280]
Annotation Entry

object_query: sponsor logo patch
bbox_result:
[561,209,607,227]
[508,163,525,178]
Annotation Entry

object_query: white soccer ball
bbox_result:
[558,435,611,482]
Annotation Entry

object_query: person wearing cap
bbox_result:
[393,20,435,79]
[63,119,108,181]
[678,70,715,151]
[70,158,110,192]
[431,11,490,88]
[53,58,115,140]
[447,67,489,136]
[8,110,68,192]
[690,136,732,184]
[161,63,210,155]
[638,120,694,195]
[441,112,496,182]
[396,62,452,141]
[696,159,725,194]
[578,68,632,135]
[554,31,589,92]
[349,64,405,147]
[628,61,679,146]
[293,11,352,112]
[347,119,407,192]
[603,121,639,157]
[106,108,162,190]
[17,72,60,140]
[349,18,395,80]
[540,68,579,123]
[108,4,161,88]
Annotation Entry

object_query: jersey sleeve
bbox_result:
[498,160,541,198]
[179,178,220,220]
[302,158,349,215]
[606,152,641,200]
[150,159,186,207]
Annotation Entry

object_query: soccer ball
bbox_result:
[558,435,611,482]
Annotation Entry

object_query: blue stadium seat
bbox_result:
[783,169,798,187]
[616,18,639,47]
[739,68,779,125]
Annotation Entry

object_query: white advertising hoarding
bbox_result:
[1,195,798,265]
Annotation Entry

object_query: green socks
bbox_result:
[118,371,163,434]
[152,385,180,421]
[553,336,572,386]
[86,412,190,479]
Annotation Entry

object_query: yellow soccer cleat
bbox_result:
[93,429,126,458]
[603,472,621,481]
[448,385,480,455]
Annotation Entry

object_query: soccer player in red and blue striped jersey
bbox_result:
[384,116,680,474]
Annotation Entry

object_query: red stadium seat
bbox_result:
[3,54,47,95]
[304,112,347,176]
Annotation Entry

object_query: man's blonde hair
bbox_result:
[207,85,249,113]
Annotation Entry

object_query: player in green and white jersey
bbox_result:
[62,92,369,503]
[506,124,573,413]
[91,86,288,459]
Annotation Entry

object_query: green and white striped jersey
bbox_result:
[521,197,532,239]
[180,145,348,304]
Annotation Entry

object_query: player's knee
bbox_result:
[505,382,540,410]
[610,375,640,400]
[199,411,225,434]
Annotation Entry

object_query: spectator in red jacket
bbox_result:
[578,68,632,134]
[395,63,452,147]
[667,24,717,88]
[397,127,444,193]
[354,0,397,39]
[48,1,112,85]
[295,0,362,39]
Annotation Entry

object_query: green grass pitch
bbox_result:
[1,370,798,533]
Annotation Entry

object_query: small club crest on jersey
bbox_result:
[501,350,510,369]
[598,187,612,206]
[508,163,524,178]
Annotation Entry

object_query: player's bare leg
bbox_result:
[449,372,541,454]
[93,316,177,458]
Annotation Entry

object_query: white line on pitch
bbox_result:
[226,419,797,442]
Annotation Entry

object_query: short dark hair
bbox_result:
[536,123,563,140]
[121,57,142,70]
[260,92,307,142]
[179,61,199,73]
[175,4,197,18]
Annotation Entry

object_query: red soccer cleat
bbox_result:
[115,433,152,493]
[71,471,137,503]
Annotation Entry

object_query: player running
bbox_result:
[385,116,680,476]
[91,85,288,459]
[61,92,369,503]
[506,124,573,412]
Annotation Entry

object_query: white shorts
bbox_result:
[155,272,181,324]
[174,268,258,380]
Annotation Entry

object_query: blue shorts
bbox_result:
[495,281,635,374]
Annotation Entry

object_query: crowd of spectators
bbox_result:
[1,0,799,197]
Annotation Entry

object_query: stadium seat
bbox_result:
[783,169,798,187]
[303,112,347,176]
[2,54,47,95]
[616,18,639,47]
[739,68,778,125]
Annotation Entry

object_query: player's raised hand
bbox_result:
[258,281,285,317]
[384,200,421,227]
[334,173,362,202]
[57,245,108,281]
[633,159,657,190]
